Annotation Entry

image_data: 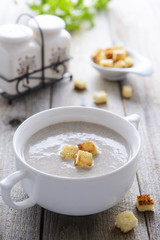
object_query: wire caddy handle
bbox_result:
[0,13,72,104]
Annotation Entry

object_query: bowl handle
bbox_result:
[124,114,140,129]
[0,170,36,210]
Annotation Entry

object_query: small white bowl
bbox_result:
[0,107,140,216]
[90,48,154,81]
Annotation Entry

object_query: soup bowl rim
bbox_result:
[13,106,141,181]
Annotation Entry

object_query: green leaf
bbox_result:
[27,0,111,31]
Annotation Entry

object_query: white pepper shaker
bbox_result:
[29,14,71,81]
[0,24,41,95]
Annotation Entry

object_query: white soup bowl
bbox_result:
[0,107,140,216]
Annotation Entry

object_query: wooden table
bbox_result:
[0,0,160,239]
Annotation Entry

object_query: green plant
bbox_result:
[27,0,111,31]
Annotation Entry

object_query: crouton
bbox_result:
[136,194,155,212]
[113,60,126,68]
[99,59,113,67]
[105,48,113,59]
[74,150,92,167]
[92,48,101,62]
[92,48,101,58]
[115,211,138,233]
[60,144,78,159]
[125,56,134,67]
[113,49,127,61]
[93,49,106,64]
[78,141,98,154]
[122,85,133,99]
[93,91,107,104]
[74,80,87,90]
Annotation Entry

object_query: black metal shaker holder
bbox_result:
[0,13,72,104]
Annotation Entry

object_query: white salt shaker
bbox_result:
[29,15,71,81]
[0,24,41,95]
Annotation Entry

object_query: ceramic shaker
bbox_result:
[0,24,41,95]
[29,15,71,81]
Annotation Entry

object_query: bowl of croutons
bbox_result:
[91,46,153,80]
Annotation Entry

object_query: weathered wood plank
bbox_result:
[0,88,51,240]
[0,100,40,240]
[0,61,51,240]
[108,0,160,239]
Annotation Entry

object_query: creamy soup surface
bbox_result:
[23,122,131,178]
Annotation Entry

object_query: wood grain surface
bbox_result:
[0,0,159,239]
